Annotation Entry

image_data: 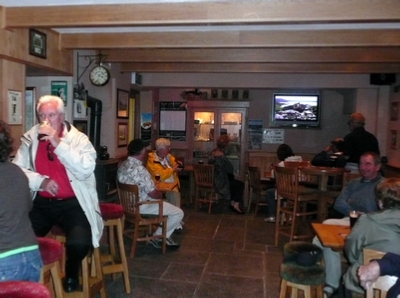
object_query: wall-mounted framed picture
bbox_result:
[73,120,88,135]
[390,130,397,149]
[211,89,218,99]
[117,123,128,147]
[390,102,398,121]
[51,81,67,106]
[74,99,87,119]
[221,89,229,99]
[8,90,22,124]
[25,87,36,130]
[117,89,129,119]
[243,89,249,99]
[29,29,47,59]
[232,89,239,99]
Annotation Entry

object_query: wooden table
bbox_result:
[300,166,349,221]
[312,223,350,250]
[299,166,349,192]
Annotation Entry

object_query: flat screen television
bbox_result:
[271,92,321,128]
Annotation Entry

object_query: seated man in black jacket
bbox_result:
[311,138,347,168]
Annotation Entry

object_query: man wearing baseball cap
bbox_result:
[117,139,184,248]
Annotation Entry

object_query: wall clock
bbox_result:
[89,65,110,87]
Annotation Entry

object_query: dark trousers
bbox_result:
[229,178,244,203]
[29,195,92,280]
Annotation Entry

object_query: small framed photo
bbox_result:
[51,81,67,106]
[390,130,397,149]
[211,89,218,99]
[117,89,129,119]
[8,90,22,124]
[117,123,128,147]
[221,89,229,99]
[243,89,249,99]
[232,89,239,99]
[73,120,88,135]
[390,102,398,121]
[29,29,47,59]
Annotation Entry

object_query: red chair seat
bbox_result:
[37,237,62,265]
[0,281,51,298]
[100,203,124,220]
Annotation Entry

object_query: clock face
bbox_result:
[89,65,110,86]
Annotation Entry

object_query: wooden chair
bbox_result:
[274,166,319,246]
[363,248,398,298]
[247,165,270,215]
[192,164,217,214]
[116,181,167,257]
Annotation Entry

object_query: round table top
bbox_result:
[299,166,349,175]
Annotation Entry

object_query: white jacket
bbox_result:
[12,122,103,247]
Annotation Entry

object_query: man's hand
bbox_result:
[357,261,381,290]
[41,178,59,197]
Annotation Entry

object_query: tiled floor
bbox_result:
[103,201,284,298]
[102,201,346,298]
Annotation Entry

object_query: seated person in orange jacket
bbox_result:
[146,138,182,209]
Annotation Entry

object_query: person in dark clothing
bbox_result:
[209,134,244,214]
[343,113,380,173]
[311,137,347,168]
[358,252,400,298]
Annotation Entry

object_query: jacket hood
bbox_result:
[366,209,400,233]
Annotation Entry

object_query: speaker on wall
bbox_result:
[370,73,396,85]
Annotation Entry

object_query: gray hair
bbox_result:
[155,138,171,150]
[36,95,65,114]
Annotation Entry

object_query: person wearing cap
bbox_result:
[146,138,182,208]
[343,113,380,173]
[117,139,184,249]
[311,137,347,168]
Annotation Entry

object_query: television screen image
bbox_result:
[272,93,321,128]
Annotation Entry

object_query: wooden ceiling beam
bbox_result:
[60,29,400,49]
[119,62,400,73]
[104,48,400,63]
[5,1,400,28]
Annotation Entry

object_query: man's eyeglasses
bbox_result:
[46,143,54,161]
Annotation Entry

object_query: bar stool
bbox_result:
[279,242,325,298]
[51,227,106,298]
[0,281,51,298]
[37,237,64,298]
[99,202,131,293]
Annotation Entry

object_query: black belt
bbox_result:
[36,194,77,202]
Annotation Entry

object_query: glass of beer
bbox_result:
[155,174,161,182]
[349,210,360,228]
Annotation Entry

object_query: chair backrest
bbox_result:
[116,181,139,222]
[274,166,298,201]
[363,248,399,298]
[284,160,313,182]
[284,160,311,168]
[193,164,214,188]
[342,172,362,188]
[117,180,165,224]
[247,166,263,191]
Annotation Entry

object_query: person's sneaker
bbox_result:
[264,216,276,223]
[323,286,334,298]
[166,237,180,248]
[148,238,162,249]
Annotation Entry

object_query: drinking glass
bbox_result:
[349,210,360,228]
[155,174,161,182]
